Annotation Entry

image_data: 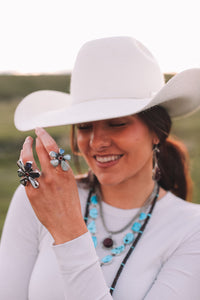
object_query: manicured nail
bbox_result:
[35,127,44,135]
[25,136,32,143]
[19,149,23,160]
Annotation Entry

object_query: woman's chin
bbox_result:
[95,174,123,187]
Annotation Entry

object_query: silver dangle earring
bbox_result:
[152,144,161,181]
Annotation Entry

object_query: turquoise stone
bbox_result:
[63,154,71,161]
[101,255,113,264]
[49,151,57,158]
[132,222,141,232]
[123,232,134,244]
[139,212,147,220]
[87,221,96,233]
[92,236,97,248]
[89,207,98,219]
[91,195,98,204]
[61,160,70,171]
[111,245,125,255]
[59,148,65,155]
[50,159,59,167]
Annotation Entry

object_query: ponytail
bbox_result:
[138,106,193,201]
[158,138,192,201]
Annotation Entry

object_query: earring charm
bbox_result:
[152,145,161,181]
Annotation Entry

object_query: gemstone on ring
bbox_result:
[49,148,71,171]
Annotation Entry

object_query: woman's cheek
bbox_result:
[76,133,89,154]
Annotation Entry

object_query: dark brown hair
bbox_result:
[138,106,192,201]
[71,106,193,201]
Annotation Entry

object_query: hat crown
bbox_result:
[70,37,164,103]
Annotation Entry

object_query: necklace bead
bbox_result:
[123,232,135,244]
[111,245,125,255]
[91,194,98,204]
[89,207,98,219]
[101,255,113,264]
[131,222,142,232]
[139,212,147,220]
[87,220,96,234]
[92,236,98,248]
[103,237,114,248]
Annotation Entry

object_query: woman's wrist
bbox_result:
[52,218,88,245]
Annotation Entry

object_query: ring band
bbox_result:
[49,148,71,171]
[17,160,41,189]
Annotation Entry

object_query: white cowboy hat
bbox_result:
[14,36,200,131]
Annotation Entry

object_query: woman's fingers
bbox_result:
[18,136,41,189]
[35,127,59,172]
[21,136,38,169]
[35,136,55,172]
[35,127,59,153]
[35,128,69,174]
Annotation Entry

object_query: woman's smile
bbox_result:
[77,116,158,186]
[94,154,123,167]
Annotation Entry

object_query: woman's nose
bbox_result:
[89,127,111,150]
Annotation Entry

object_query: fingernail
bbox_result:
[35,127,44,134]
[25,136,32,143]
[19,149,23,160]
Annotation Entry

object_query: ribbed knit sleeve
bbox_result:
[0,185,40,299]
[53,232,113,300]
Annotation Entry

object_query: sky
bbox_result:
[0,0,200,74]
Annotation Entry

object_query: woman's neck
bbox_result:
[99,177,156,209]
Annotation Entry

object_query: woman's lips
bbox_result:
[94,154,123,167]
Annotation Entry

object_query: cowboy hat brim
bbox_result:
[14,68,200,131]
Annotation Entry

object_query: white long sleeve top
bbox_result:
[1,184,200,300]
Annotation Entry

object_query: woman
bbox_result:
[1,36,200,300]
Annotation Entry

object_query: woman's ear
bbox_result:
[152,135,160,146]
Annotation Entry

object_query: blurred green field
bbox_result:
[0,74,200,236]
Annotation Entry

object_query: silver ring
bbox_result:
[17,160,41,189]
[49,148,71,171]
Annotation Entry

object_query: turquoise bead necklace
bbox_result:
[84,183,160,295]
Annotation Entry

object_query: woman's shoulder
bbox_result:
[163,191,200,209]
[155,191,200,225]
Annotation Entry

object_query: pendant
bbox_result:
[103,237,114,248]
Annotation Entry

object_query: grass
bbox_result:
[0,74,70,100]
[0,73,200,237]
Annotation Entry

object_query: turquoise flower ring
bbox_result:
[49,148,71,171]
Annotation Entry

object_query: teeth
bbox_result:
[96,155,121,163]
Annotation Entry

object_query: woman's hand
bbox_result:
[20,127,87,245]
